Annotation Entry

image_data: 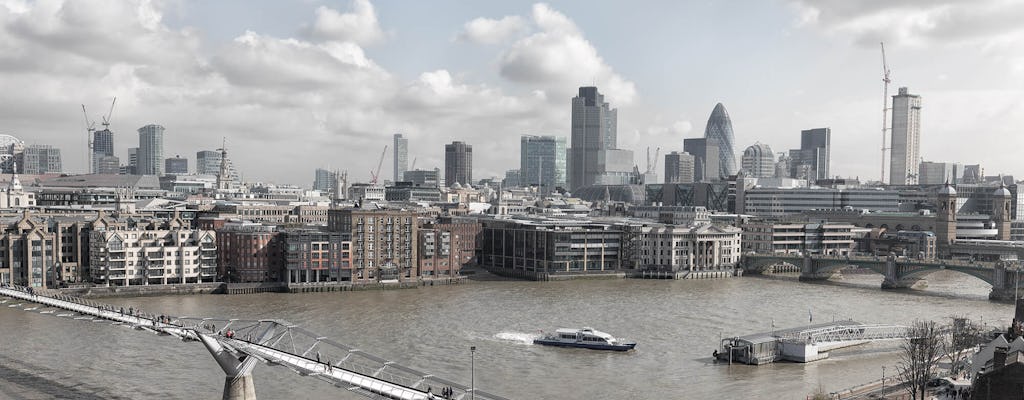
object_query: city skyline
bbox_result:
[0,1,1022,186]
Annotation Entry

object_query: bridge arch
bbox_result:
[813,260,886,277]
[899,265,995,286]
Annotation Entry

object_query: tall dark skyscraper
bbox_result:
[703,103,736,178]
[92,129,113,174]
[800,128,831,181]
[444,141,472,187]
[683,138,719,182]
[568,86,633,190]
[664,151,695,184]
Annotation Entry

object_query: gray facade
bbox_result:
[683,138,719,182]
[404,168,441,187]
[890,87,922,185]
[19,144,62,174]
[313,168,336,192]
[393,133,408,182]
[703,103,737,178]
[520,135,567,192]
[136,124,164,175]
[796,128,830,181]
[164,156,188,174]
[92,129,114,174]
[568,86,633,190]
[444,141,472,187]
[196,150,222,175]
[664,151,695,184]
[919,161,962,185]
[741,143,774,178]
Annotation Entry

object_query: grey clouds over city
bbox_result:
[1,0,1022,184]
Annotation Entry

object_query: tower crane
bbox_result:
[410,157,417,171]
[880,42,892,184]
[370,145,388,185]
[101,97,117,129]
[81,104,96,173]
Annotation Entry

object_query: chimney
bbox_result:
[994,346,1009,369]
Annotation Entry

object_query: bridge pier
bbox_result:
[799,256,840,282]
[198,333,259,400]
[881,277,927,290]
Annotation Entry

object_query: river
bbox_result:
[0,271,1014,400]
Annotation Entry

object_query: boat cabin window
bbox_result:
[560,334,576,339]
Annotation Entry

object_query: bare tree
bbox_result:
[942,316,981,376]
[898,320,942,400]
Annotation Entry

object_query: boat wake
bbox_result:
[494,331,540,345]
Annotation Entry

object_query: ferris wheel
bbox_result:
[0,134,25,173]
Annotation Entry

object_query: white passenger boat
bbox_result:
[534,328,636,351]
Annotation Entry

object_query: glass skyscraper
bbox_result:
[137,124,164,175]
[393,133,408,182]
[92,129,113,174]
[520,135,567,192]
[568,86,633,190]
[889,87,922,185]
[703,103,737,178]
[444,141,472,187]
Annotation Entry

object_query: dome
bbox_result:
[451,182,462,189]
[994,184,1011,197]
[938,183,956,196]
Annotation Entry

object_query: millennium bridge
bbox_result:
[742,253,1023,300]
[0,285,509,400]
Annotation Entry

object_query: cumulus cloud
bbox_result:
[458,15,526,44]
[492,3,637,105]
[308,0,385,45]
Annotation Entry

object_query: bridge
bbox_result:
[0,285,509,400]
[741,253,1024,300]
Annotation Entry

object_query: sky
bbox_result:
[2,0,1023,186]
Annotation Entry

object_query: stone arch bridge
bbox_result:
[741,254,1023,301]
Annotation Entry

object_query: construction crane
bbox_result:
[369,145,388,185]
[879,42,892,184]
[410,157,417,171]
[81,104,96,173]
[101,97,117,129]
[646,146,661,174]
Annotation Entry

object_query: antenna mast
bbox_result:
[880,42,892,184]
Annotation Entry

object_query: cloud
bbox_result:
[789,0,1024,48]
[494,3,637,105]
[308,0,384,45]
[458,15,526,44]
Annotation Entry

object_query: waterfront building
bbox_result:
[0,210,99,288]
[216,221,283,283]
[741,221,856,255]
[137,124,165,176]
[89,215,217,286]
[520,135,567,192]
[405,168,441,188]
[92,129,114,174]
[889,87,922,185]
[478,216,625,277]
[664,151,695,184]
[919,161,962,185]
[328,208,418,282]
[417,219,481,278]
[164,156,188,174]
[741,143,774,178]
[634,222,741,272]
[394,133,408,182]
[683,138,719,182]
[196,150,222,175]
[445,141,473,187]
[280,228,353,284]
[18,144,62,174]
[568,86,634,190]
[703,103,737,178]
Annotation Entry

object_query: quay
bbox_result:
[716,320,913,365]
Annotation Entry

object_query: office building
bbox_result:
[683,138,719,182]
[568,86,634,190]
[313,168,336,192]
[664,151,695,184]
[137,124,164,175]
[405,168,441,187]
[164,156,188,174]
[703,103,737,178]
[791,128,830,181]
[95,155,120,175]
[520,135,567,191]
[890,87,922,185]
[445,141,473,187]
[92,129,114,174]
[196,150,221,175]
[919,161,962,185]
[739,187,900,215]
[394,133,408,182]
[503,169,521,188]
[741,143,774,178]
[18,144,62,174]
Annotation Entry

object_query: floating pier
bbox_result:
[716,320,913,365]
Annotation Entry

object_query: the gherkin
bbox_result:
[703,103,736,178]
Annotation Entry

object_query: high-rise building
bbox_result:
[703,103,737,178]
[164,156,188,174]
[664,151,695,184]
[136,124,164,175]
[196,150,222,175]
[313,168,336,192]
[568,86,634,190]
[520,135,567,192]
[92,129,114,174]
[393,133,408,183]
[919,161,962,185]
[96,155,120,174]
[503,169,521,188]
[889,87,922,185]
[405,168,441,187]
[444,141,473,187]
[740,143,774,178]
[124,147,138,175]
[797,128,831,181]
[18,145,62,174]
[683,138,719,182]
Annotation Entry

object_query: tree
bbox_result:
[942,316,981,376]
[898,320,942,400]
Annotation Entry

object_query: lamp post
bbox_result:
[881,365,886,397]
[470,345,476,400]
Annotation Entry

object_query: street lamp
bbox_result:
[470,345,476,400]
[881,365,886,397]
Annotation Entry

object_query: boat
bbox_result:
[533,327,636,351]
